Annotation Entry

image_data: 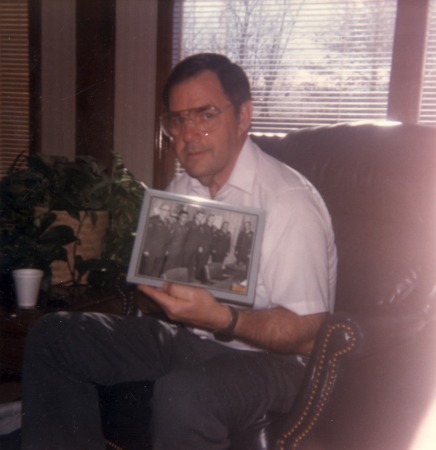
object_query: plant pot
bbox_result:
[36,208,109,285]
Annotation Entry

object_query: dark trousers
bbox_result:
[21,311,306,450]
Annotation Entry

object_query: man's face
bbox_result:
[168,70,251,193]
[195,212,205,224]
[160,205,170,219]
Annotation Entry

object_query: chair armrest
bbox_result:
[113,274,136,316]
[276,312,361,449]
[276,302,436,450]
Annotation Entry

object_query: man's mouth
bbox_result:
[184,145,207,158]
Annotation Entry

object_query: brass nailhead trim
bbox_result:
[279,322,358,450]
[105,439,125,450]
[115,273,135,316]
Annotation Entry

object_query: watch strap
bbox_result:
[213,306,239,342]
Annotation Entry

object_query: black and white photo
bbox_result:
[127,188,265,306]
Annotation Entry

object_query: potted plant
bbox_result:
[0,152,144,293]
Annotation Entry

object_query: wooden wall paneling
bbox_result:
[29,0,41,155]
[387,0,430,123]
[153,0,176,190]
[40,0,76,158]
[114,0,157,187]
[76,0,116,168]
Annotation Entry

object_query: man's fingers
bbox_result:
[165,282,202,300]
[137,284,173,307]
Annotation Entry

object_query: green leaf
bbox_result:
[39,225,77,246]
[38,244,69,264]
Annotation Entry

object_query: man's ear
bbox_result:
[238,101,253,136]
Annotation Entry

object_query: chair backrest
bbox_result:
[253,122,436,314]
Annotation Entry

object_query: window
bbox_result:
[170,0,435,134]
[0,0,30,178]
[420,0,436,124]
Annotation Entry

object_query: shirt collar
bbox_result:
[226,136,257,194]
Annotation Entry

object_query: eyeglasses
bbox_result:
[160,104,233,140]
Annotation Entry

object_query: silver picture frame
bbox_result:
[127,188,265,306]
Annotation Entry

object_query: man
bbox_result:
[234,220,254,270]
[195,213,216,281]
[21,53,337,450]
[162,208,189,273]
[180,209,205,281]
[211,220,231,264]
[139,202,171,277]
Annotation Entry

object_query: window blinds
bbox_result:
[420,0,436,124]
[0,0,30,178]
[172,0,399,133]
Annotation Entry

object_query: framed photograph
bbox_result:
[127,189,265,306]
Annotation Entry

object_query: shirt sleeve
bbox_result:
[260,186,335,315]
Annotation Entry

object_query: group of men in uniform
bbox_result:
[140,203,253,282]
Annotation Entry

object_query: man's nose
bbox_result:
[181,117,201,141]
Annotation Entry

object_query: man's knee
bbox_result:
[24,312,93,374]
[26,312,74,350]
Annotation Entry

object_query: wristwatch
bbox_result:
[213,306,239,342]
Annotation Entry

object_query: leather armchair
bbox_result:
[101,121,436,450]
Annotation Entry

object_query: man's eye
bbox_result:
[200,109,218,121]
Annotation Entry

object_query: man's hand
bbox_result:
[138,283,232,331]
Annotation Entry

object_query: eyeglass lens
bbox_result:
[161,105,226,139]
